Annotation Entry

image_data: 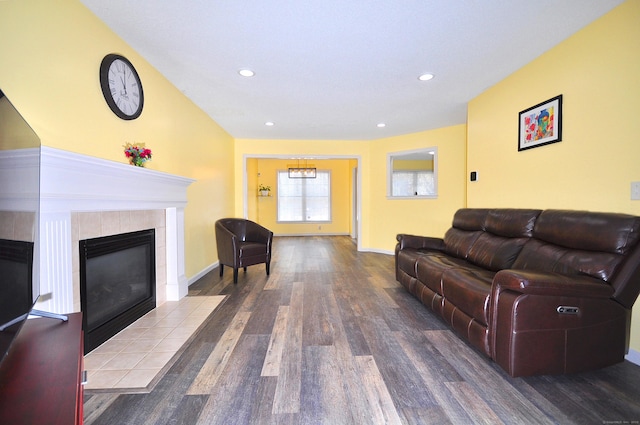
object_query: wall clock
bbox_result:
[99,54,144,120]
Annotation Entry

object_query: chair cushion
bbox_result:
[238,241,267,257]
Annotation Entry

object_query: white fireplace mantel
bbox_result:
[39,146,195,314]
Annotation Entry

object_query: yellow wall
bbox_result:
[369,125,467,251]
[0,0,235,279]
[467,0,640,353]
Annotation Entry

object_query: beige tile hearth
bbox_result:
[83,295,226,393]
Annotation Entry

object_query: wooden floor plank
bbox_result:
[261,305,290,377]
[444,381,506,425]
[163,395,209,425]
[302,275,335,347]
[195,334,271,425]
[395,330,471,424]
[354,355,403,425]
[271,281,304,414]
[358,315,439,411]
[186,311,251,395]
[300,345,355,424]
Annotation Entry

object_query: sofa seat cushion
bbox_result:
[415,254,480,295]
[397,248,436,278]
[441,268,495,326]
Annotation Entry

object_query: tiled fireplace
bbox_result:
[37,147,194,315]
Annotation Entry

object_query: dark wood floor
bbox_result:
[84,236,640,424]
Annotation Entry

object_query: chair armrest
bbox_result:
[493,269,614,299]
[396,234,445,251]
[215,222,239,265]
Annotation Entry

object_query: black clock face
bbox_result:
[99,54,144,120]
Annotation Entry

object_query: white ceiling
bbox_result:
[80,0,623,141]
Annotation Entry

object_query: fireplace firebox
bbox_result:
[80,229,156,353]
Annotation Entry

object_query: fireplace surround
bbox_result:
[38,147,194,316]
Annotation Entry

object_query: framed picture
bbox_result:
[518,94,563,151]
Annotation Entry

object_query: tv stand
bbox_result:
[30,309,69,322]
[0,312,84,424]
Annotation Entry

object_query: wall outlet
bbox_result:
[632,182,640,200]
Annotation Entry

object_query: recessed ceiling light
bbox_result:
[377,123,386,128]
[265,121,274,126]
[238,69,255,77]
[418,73,434,81]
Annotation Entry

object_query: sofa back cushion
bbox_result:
[443,228,483,259]
[532,210,640,254]
[463,209,541,271]
[512,239,623,282]
[484,209,541,238]
[452,208,491,230]
[513,210,640,283]
[467,234,530,271]
[443,209,541,265]
[443,209,490,259]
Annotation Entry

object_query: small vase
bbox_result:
[260,190,269,197]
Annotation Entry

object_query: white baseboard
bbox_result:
[359,247,394,255]
[188,261,218,286]
[626,348,640,366]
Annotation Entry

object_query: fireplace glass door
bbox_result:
[80,229,156,353]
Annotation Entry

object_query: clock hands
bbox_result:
[120,66,128,97]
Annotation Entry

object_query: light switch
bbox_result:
[631,182,640,200]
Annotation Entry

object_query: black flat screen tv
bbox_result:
[0,238,36,360]
[0,90,41,364]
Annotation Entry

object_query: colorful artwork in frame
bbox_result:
[518,94,563,151]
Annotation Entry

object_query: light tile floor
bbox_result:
[83,295,226,392]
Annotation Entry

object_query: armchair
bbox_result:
[215,218,273,284]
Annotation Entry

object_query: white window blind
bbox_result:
[391,170,435,196]
[277,170,331,222]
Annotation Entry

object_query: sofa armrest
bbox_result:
[493,269,614,299]
[490,269,625,377]
[396,234,445,251]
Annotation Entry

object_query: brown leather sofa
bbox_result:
[395,208,640,377]
[215,218,273,284]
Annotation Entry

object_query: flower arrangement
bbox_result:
[123,142,152,167]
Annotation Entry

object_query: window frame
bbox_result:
[387,147,438,199]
